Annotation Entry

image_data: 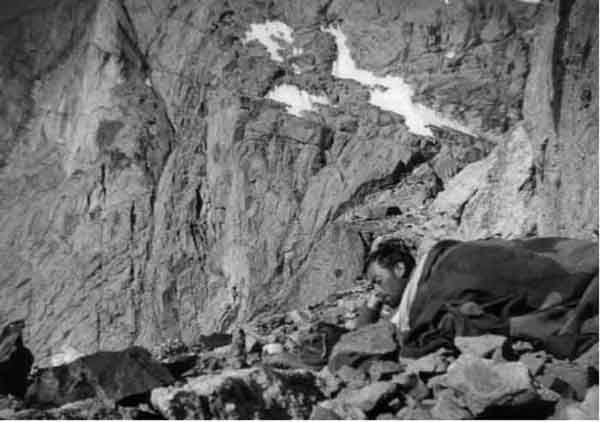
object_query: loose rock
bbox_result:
[151,366,323,419]
[455,334,507,358]
[328,321,398,372]
[26,346,174,407]
[429,355,540,417]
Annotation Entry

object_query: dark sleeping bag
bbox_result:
[401,237,598,359]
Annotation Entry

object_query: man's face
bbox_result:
[366,261,407,308]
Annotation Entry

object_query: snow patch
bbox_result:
[324,26,472,137]
[266,84,329,117]
[244,21,296,62]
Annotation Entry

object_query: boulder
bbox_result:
[335,381,399,414]
[576,343,599,374]
[310,403,342,419]
[314,399,366,420]
[430,389,473,420]
[335,365,368,389]
[368,360,403,382]
[429,355,540,417]
[538,360,590,401]
[455,335,507,358]
[328,321,398,372]
[0,321,33,398]
[399,347,454,375]
[151,366,323,419]
[554,386,599,420]
[316,366,343,398]
[26,346,174,407]
[519,351,550,376]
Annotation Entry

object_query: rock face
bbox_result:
[0,0,597,359]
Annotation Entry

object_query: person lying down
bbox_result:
[358,237,598,359]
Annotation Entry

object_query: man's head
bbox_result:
[365,239,415,307]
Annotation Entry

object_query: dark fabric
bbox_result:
[401,237,598,359]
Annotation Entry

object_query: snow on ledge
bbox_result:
[266,84,329,117]
[244,21,297,62]
[323,26,472,137]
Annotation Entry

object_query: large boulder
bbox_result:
[328,321,398,372]
[0,321,33,398]
[26,346,174,407]
[151,366,323,419]
[429,355,541,417]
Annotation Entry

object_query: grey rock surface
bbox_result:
[0,0,596,362]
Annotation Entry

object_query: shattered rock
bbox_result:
[309,403,343,419]
[520,351,550,376]
[313,399,366,420]
[335,365,369,389]
[335,381,399,414]
[400,347,455,375]
[538,360,590,401]
[328,321,398,372]
[576,343,599,374]
[455,334,507,358]
[26,346,174,407]
[368,360,403,382]
[430,389,473,419]
[553,385,599,420]
[151,366,323,419]
[316,366,343,398]
[429,355,540,417]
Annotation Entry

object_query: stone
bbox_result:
[161,353,198,379]
[430,389,473,420]
[328,321,398,372]
[0,321,33,398]
[538,360,590,401]
[26,346,174,407]
[576,343,599,374]
[392,372,430,401]
[396,402,433,420]
[554,386,599,420]
[151,367,323,419]
[316,399,366,420]
[316,366,343,398]
[368,360,403,382]
[335,381,399,414]
[335,365,368,390]
[0,0,597,375]
[519,351,550,376]
[400,347,454,375]
[455,335,507,358]
[309,403,341,419]
[262,343,284,356]
[429,355,539,417]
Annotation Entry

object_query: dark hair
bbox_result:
[365,238,415,276]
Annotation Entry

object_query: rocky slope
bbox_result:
[0,0,597,362]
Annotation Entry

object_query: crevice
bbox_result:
[331,140,440,221]
[129,201,136,244]
[551,0,576,129]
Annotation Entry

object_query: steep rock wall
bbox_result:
[0,0,596,361]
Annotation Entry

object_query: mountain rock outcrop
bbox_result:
[0,0,597,362]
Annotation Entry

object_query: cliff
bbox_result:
[0,0,597,362]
